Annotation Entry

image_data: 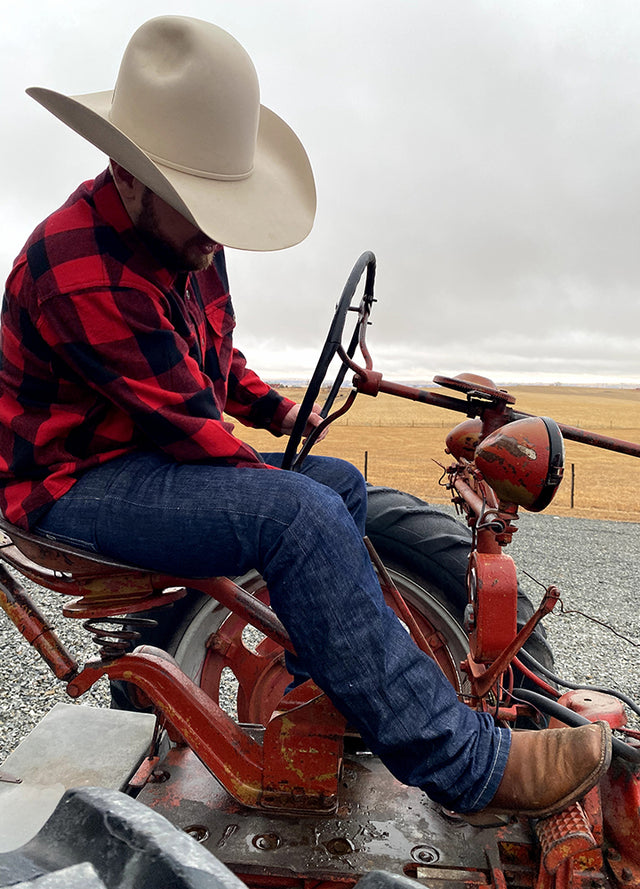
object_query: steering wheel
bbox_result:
[281,251,377,471]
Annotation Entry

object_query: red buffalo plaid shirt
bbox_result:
[0,169,295,529]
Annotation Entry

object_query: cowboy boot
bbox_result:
[472,721,612,820]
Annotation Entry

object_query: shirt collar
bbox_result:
[91,168,181,292]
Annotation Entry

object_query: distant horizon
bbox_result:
[267,377,640,390]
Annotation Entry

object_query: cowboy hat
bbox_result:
[27,15,316,251]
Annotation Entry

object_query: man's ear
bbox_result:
[110,160,138,197]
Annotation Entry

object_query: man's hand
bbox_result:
[281,402,328,442]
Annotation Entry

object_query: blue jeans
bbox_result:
[35,450,510,812]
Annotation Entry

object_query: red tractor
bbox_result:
[0,253,638,889]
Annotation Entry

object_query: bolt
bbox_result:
[149,769,170,783]
[206,634,229,654]
[184,825,210,843]
[411,845,440,865]
[621,869,633,883]
[252,833,281,851]
[325,837,355,856]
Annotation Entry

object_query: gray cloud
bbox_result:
[2,1,640,384]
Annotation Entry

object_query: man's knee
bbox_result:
[299,455,367,532]
[272,475,357,544]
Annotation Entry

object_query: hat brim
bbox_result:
[27,87,317,251]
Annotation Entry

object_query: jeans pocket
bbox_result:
[36,527,99,553]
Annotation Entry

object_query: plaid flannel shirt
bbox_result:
[0,169,295,529]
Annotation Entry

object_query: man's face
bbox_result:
[134,187,218,272]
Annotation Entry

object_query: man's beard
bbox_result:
[135,189,215,272]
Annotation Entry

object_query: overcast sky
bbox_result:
[2,1,640,385]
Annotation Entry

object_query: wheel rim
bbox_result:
[171,569,469,725]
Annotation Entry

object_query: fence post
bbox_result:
[570,463,575,509]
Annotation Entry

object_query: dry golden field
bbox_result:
[234,385,640,523]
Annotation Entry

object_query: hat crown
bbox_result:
[109,16,259,179]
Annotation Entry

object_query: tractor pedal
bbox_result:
[535,801,598,874]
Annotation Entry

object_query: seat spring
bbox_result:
[82,616,157,660]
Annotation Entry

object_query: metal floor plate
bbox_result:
[138,746,532,884]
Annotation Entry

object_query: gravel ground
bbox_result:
[0,509,638,764]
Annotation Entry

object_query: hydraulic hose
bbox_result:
[513,687,640,764]
[517,647,640,720]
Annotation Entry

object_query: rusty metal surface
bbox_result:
[67,647,351,815]
[467,551,518,663]
[353,371,640,458]
[552,690,628,731]
[433,374,516,404]
[184,576,294,654]
[261,683,346,812]
[67,646,266,808]
[601,759,640,887]
[0,563,77,680]
[0,516,148,576]
[138,746,534,885]
[464,585,560,702]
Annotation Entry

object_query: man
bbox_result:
[0,15,610,818]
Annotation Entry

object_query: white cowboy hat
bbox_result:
[27,15,316,251]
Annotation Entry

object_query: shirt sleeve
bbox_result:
[36,286,274,467]
[225,348,296,434]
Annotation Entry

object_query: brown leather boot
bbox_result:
[470,721,612,820]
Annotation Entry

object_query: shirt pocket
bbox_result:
[203,295,236,381]
[204,295,236,338]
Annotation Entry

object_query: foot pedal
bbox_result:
[535,801,597,874]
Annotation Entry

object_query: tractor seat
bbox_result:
[0,514,149,581]
[0,515,280,641]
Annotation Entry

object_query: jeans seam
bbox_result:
[110,497,292,527]
[468,728,507,810]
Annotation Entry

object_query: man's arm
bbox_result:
[226,351,326,442]
[225,347,297,434]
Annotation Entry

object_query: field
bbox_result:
[234,385,640,523]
